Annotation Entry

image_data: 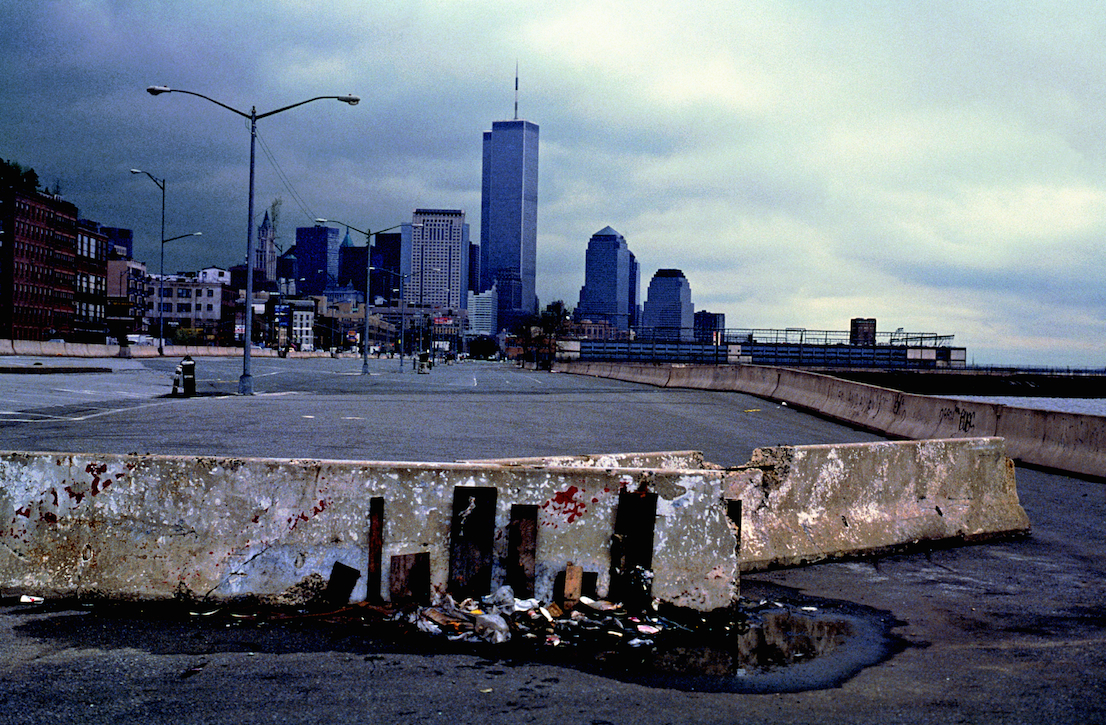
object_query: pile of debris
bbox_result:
[411,585,687,650]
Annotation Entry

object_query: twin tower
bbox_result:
[480,119,539,332]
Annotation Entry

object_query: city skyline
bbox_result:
[2,2,1105,366]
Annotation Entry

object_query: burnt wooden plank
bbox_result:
[324,561,361,608]
[562,563,583,611]
[608,489,658,612]
[366,496,385,603]
[507,503,538,598]
[726,499,742,557]
[727,498,742,600]
[389,552,430,605]
[447,486,498,599]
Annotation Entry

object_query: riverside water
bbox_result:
[948,396,1106,416]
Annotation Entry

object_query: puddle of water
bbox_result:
[521,590,908,693]
[7,583,908,694]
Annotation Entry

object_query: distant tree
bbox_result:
[513,301,571,368]
[468,335,500,359]
[0,159,40,191]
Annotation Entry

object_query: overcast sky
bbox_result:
[2,1,1105,366]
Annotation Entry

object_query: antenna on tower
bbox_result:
[514,60,519,120]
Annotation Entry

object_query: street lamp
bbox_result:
[314,219,410,375]
[147,85,359,395]
[130,169,201,356]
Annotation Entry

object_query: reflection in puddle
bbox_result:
[562,591,908,694]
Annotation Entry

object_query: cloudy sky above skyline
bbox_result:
[2,0,1104,366]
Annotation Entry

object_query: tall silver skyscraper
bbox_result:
[575,226,639,331]
[480,118,539,331]
[642,268,694,341]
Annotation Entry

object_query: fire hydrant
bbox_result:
[179,355,196,397]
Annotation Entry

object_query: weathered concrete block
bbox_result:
[726,437,1030,570]
[0,452,737,611]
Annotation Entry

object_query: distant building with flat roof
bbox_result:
[641,269,694,341]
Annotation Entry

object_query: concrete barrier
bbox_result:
[475,440,1029,572]
[724,437,1030,571]
[0,451,737,611]
[556,361,1105,480]
[625,364,672,387]
[10,340,45,356]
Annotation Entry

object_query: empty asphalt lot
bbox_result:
[0,355,1103,724]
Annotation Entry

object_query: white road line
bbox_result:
[0,400,177,423]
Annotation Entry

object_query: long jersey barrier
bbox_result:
[556,362,1105,481]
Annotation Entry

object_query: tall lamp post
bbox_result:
[146,85,359,394]
[130,169,201,355]
[314,219,411,375]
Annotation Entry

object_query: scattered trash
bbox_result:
[180,661,207,679]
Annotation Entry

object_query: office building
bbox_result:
[850,317,877,346]
[694,311,726,344]
[467,285,498,336]
[106,246,147,337]
[102,227,134,259]
[575,226,639,331]
[403,209,469,312]
[0,184,78,341]
[468,242,481,294]
[144,267,236,345]
[369,231,401,306]
[72,219,109,342]
[641,269,694,341]
[337,228,367,294]
[480,118,539,331]
[295,224,340,295]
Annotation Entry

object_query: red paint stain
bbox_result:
[287,498,331,532]
[541,485,588,525]
[64,486,85,504]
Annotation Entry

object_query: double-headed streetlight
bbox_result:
[147,85,359,394]
[372,268,409,372]
[314,219,412,375]
[130,169,202,356]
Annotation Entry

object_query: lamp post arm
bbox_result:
[162,231,203,244]
[148,87,251,118]
[257,95,360,120]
